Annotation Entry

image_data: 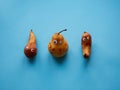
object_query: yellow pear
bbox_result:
[81,32,92,58]
[24,30,37,58]
[48,29,69,57]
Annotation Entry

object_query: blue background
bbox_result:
[0,0,120,90]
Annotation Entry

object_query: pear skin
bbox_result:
[81,32,92,58]
[48,29,68,57]
[24,30,37,58]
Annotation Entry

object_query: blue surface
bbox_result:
[0,0,120,90]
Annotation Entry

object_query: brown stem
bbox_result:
[58,29,67,34]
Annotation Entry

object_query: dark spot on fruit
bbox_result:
[52,48,55,51]
[59,49,62,52]
[84,53,89,58]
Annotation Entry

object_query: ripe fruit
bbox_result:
[24,30,37,58]
[81,32,92,58]
[48,29,69,57]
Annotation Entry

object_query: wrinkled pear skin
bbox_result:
[81,32,92,58]
[48,33,68,57]
[24,30,37,58]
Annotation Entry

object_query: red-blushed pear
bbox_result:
[24,30,37,58]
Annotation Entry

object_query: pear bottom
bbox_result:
[82,46,91,58]
[24,46,37,58]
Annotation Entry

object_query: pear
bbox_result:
[48,29,69,57]
[24,30,37,58]
[81,32,92,58]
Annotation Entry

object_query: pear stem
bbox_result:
[58,29,67,34]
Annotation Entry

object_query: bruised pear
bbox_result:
[81,32,92,58]
[48,29,69,57]
[24,30,37,58]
